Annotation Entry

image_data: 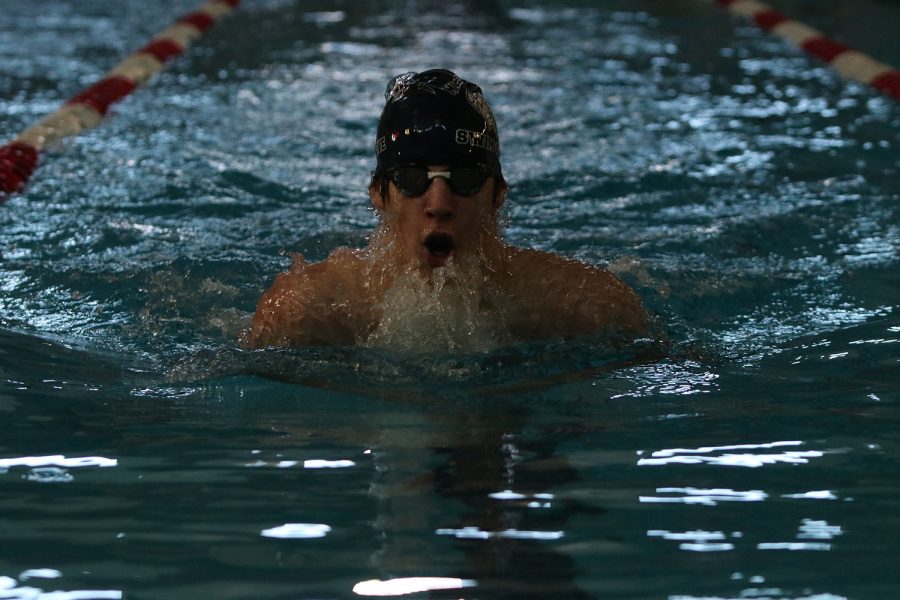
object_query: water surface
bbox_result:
[1,0,898,598]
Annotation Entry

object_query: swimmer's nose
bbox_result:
[424,176,455,221]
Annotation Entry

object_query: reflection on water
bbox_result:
[353,576,476,596]
[260,523,332,539]
[363,390,596,598]
[0,455,117,469]
[638,440,827,467]
[435,527,565,540]
[0,574,122,600]
[641,487,768,505]
[647,529,736,552]
[0,0,898,598]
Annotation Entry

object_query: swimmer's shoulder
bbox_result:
[324,246,368,271]
[267,246,375,309]
[321,247,373,293]
[271,247,366,289]
[247,248,370,347]
[503,245,649,337]
[503,246,610,281]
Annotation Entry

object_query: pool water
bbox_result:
[1,0,898,598]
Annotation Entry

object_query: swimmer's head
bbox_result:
[373,69,502,181]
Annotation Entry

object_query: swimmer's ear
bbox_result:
[369,177,386,210]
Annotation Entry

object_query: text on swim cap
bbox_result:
[455,129,498,155]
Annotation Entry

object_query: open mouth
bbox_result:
[423,232,455,258]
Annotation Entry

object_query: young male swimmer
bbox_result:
[244,69,649,351]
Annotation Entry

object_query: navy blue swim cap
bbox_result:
[374,69,501,176]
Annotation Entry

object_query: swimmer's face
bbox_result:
[370,165,506,273]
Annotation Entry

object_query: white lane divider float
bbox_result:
[0,0,240,198]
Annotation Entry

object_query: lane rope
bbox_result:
[715,0,900,102]
[0,0,240,198]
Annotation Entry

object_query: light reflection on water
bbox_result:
[637,440,827,468]
[0,575,122,600]
[260,523,332,539]
[671,593,847,600]
[352,576,476,596]
[641,487,768,505]
[0,455,117,470]
[435,527,565,541]
[0,0,898,598]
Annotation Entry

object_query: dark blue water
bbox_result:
[1,1,898,598]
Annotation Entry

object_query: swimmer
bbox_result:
[244,69,649,350]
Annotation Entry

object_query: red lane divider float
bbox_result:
[0,0,240,197]
[716,0,900,101]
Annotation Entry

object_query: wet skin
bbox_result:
[245,169,650,348]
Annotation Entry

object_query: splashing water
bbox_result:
[363,257,514,354]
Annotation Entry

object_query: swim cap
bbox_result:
[374,69,501,176]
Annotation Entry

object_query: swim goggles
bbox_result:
[386,165,492,197]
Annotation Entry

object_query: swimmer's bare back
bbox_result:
[243,245,649,349]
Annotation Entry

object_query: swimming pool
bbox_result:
[1,0,898,598]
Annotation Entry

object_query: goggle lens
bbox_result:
[389,166,489,197]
